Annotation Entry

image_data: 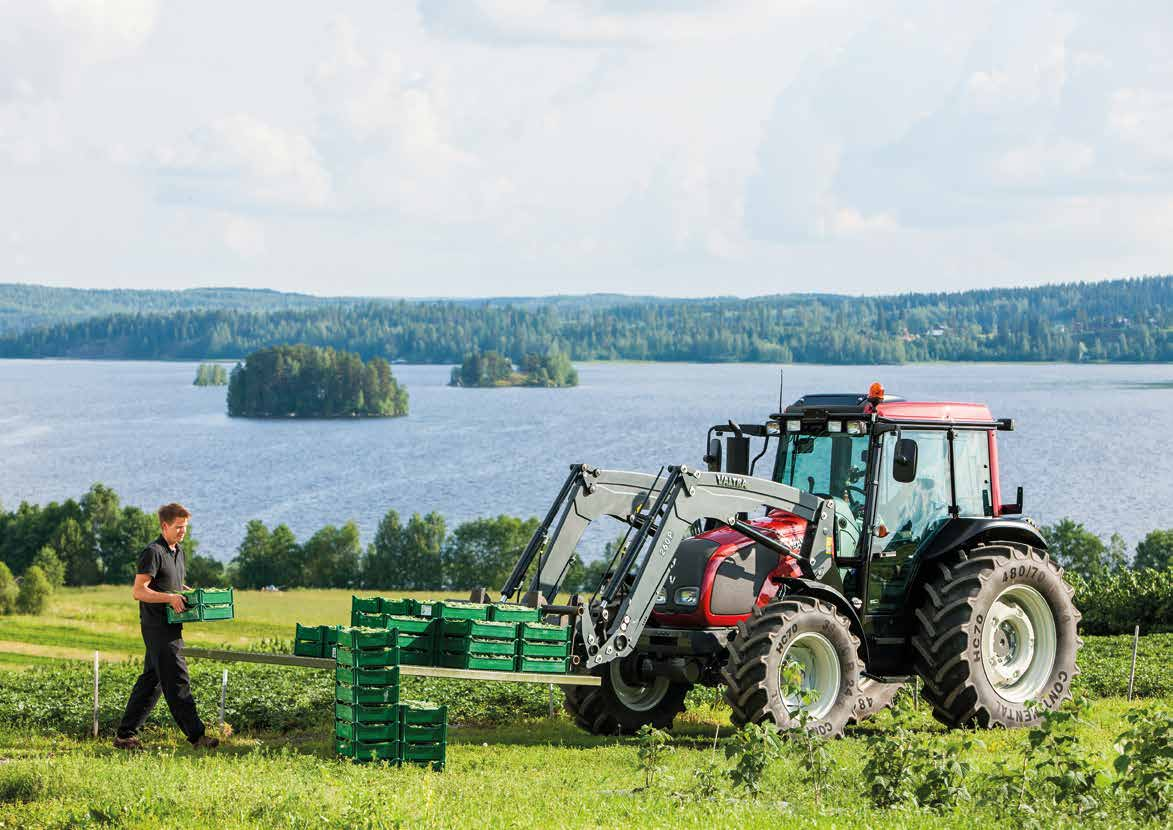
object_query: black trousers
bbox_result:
[116,625,205,742]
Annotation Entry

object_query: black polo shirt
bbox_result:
[137,535,186,628]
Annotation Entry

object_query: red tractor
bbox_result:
[495,383,1081,736]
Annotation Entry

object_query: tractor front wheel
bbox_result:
[912,542,1081,728]
[563,659,690,735]
[723,596,864,738]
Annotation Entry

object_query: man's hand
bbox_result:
[168,594,188,615]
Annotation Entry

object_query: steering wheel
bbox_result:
[844,485,867,518]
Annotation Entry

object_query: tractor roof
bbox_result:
[776,392,995,424]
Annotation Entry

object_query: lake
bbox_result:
[1,360,1170,562]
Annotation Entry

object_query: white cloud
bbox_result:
[223,215,266,258]
[154,114,333,210]
[1109,88,1173,164]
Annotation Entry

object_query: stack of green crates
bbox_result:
[438,618,518,671]
[334,627,401,763]
[293,624,342,658]
[399,701,447,769]
[350,596,422,627]
[166,587,234,624]
[516,621,573,673]
[381,615,435,665]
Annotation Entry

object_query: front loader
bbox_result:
[492,383,1082,737]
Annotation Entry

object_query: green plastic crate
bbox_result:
[399,701,447,726]
[295,623,324,642]
[442,636,516,656]
[335,702,398,724]
[323,626,342,645]
[294,640,324,658]
[338,627,395,650]
[518,639,571,658]
[394,631,435,650]
[351,596,382,614]
[335,720,399,743]
[425,601,489,620]
[517,656,572,674]
[519,622,571,642]
[380,597,419,616]
[335,646,399,668]
[166,604,200,624]
[401,723,447,744]
[335,737,400,762]
[335,683,400,706]
[487,603,541,623]
[200,603,234,622]
[335,666,399,687]
[438,652,515,671]
[401,742,445,768]
[397,648,434,667]
[385,615,436,634]
[440,618,516,639]
[353,611,387,628]
[197,587,233,605]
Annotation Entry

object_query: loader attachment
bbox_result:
[577,465,836,671]
[498,464,667,604]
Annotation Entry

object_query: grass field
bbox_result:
[0,589,1168,828]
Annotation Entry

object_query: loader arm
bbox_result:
[499,464,666,604]
[580,465,837,670]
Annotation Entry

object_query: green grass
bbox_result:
[0,700,1162,829]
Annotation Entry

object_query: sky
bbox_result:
[1,0,1171,299]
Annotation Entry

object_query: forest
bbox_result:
[449,347,579,387]
[0,276,1167,364]
[226,345,408,418]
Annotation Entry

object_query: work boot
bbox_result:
[112,735,143,751]
[190,735,219,749]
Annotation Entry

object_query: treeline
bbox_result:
[228,512,606,594]
[227,345,408,418]
[1,277,1169,364]
[0,284,345,337]
[449,347,578,387]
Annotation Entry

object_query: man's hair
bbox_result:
[157,503,191,525]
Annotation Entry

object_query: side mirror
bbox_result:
[893,438,918,483]
[725,435,750,475]
[705,438,722,472]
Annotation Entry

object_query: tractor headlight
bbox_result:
[674,587,700,606]
[827,421,843,433]
[845,420,866,435]
[785,419,802,432]
[655,591,668,605]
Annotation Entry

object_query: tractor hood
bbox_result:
[650,509,808,627]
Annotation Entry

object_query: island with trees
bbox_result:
[227,344,408,418]
[449,347,578,388]
[193,363,228,386]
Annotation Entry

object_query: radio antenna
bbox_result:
[778,368,784,413]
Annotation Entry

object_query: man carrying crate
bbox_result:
[113,503,219,750]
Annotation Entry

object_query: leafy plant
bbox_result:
[1112,706,1172,820]
[634,724,673,790]
[725,723,782,798]
[979,697,1105,820]
[779,661,835,805]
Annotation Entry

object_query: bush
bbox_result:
[0,562,17,615]
[1074,634,1172,698]
[15,565,52,615]
[1070,568,1173,635]
[31,546,65,589]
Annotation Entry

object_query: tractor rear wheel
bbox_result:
[723,596,864,737]
[912,542,1081,728]
[563,659,690,735]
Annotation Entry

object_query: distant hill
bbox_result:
[0,276,1168,364]
[0,284,358,336]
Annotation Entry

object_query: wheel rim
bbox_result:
[608,662,671,712]
[981,584,1057,703]
[780,632,841,719]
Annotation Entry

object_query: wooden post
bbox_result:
[92,651,100,739]
[219,669,228,729]
[1127,625,1140,701]
[547,683,555,718]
